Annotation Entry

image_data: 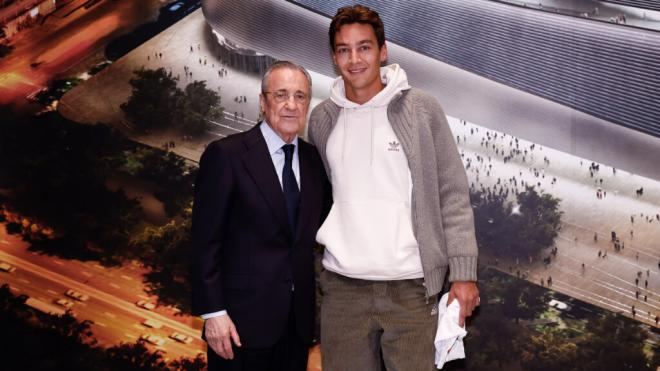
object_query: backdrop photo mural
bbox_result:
[0,0,658,370]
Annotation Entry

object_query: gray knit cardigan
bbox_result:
[308,88,478,297]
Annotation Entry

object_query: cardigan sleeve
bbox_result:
[423,94,478,282]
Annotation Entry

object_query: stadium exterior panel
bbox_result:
[291,0,660,139]
[202,0,660,180]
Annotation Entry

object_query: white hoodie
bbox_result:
[316,64,424,280]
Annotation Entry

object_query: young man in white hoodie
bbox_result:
[308,5,480,370]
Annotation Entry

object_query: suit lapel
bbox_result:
[241,125,291,239]
[295,142,314,245]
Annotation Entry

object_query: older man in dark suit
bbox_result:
[191,61,330,371]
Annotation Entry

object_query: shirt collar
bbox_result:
[260,121,298,155]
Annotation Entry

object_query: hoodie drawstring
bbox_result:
[342,108,348,164]
[370,105,374,166]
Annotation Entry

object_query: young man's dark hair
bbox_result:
[329,4,385,50]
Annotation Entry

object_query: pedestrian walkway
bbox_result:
[452,119,660,326]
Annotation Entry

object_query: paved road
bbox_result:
[0,0,163,106]
[0,226,206,359]
[0,0,45,23]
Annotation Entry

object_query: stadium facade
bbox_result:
[202,0,660,180]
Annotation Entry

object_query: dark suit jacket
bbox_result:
[190,123,330,348]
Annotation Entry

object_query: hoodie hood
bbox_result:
[326,64,411,167]
[330,64,411,108]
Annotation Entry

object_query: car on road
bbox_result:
[89,60,112,75]
[25,297,66,317]
[165,304,182,314]
[65,289,89,302]
[0,262,16,273]
[548,299,572,311]
[141,319,163,329]
[136,300,157,311]
[54,298,75,309]
[169,332,194,344]
[140,334,166,346]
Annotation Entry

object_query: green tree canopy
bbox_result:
[173,80,222,136]
[131,207,193,313]
[471,187,562,259]
[121,68,224,136]
[106,341,169,371]
[520,332,579,371]
[576,313,654,371]
[34,78,83,105]
[498,276,549,323]
[121,68,180,133]
[123,146,196,217]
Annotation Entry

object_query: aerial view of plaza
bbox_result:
[1,0,658,370]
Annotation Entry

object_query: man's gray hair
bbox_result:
[261,60,312,94]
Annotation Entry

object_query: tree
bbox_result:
[471,187,562,259]
[174,80,223,136]
[121,68,180,133]
[169,354,207,370]
[0,285,105,369]
[106,341,169,371]
[470,190,509,250]
[34,78,82,105]
[500,278,549,323]
[511,187,562,258]
[121,68,224,136]
[448,268,526,370]
[652,346,660,370]
[125,146,196,217]
[131,209,193,312]
[0,24,11,59]
[520,332,579,371]
[462,303,523,370]
[576,313,653,371]
[0,284,27,314]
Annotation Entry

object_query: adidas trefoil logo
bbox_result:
[388,141,400,152]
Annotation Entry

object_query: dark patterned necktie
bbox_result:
[282,144,299,233]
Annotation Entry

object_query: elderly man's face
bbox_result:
[259,68,310,143]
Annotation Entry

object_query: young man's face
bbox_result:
[332,22,387,101]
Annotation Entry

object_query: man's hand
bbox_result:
[447,281,479,327]
[205,315,242,360]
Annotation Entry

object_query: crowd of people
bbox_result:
[451,119,659,326]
